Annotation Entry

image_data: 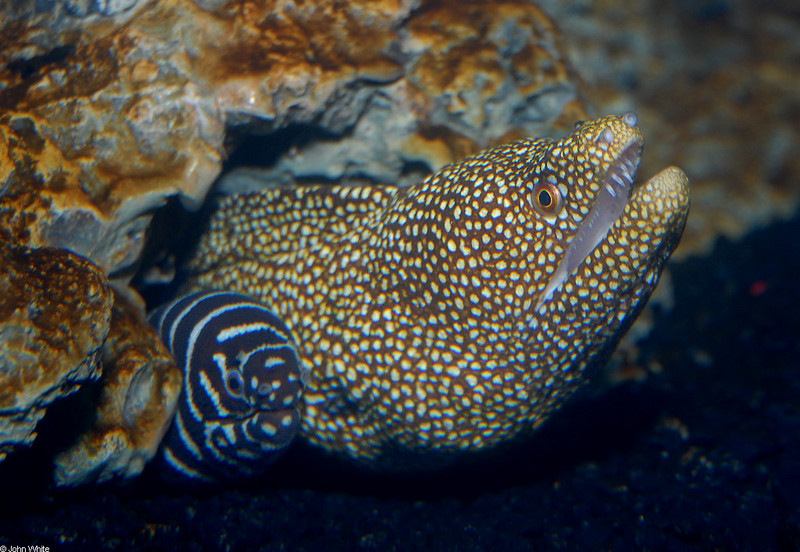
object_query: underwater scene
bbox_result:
[0,0,798,550]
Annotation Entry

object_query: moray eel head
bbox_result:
[374,112,689,456]
[526,113,689,316]
[391,112,688,328]
[535,112,644,308]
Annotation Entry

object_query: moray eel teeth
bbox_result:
[537,115,643,309]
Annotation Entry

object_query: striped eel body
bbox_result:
[149,291,305,481]
[185,113,690,469]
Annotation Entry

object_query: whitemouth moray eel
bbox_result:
[184,113,690,469]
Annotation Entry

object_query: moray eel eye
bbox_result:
[532,181,562,216]
[225,371,244,397]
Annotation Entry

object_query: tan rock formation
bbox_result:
[54,289,181,486]
[0,242,112,460]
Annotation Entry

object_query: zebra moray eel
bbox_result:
[185,113,690,469]
[148,291,305,481]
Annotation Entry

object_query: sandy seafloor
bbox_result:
[0,207,798,550]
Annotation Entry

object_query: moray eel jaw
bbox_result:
[534,115,689,321]
[537,119,644,309]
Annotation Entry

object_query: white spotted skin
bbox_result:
[186,114,690,469]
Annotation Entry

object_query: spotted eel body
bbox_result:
[186,113,690,469]
[149,291,305,481]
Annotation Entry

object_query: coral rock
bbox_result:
[54,288,181,486]
[1,0,584,276]
[0,242,112,461]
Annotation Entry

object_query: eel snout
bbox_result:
[537,113,644,309]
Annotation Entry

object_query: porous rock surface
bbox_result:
[0,242,112,460]
[1,0,585,276]
[54,289,181,487]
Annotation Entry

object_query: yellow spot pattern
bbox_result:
[187,114,690,469]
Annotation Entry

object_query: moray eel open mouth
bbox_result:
[537,112,647,309]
